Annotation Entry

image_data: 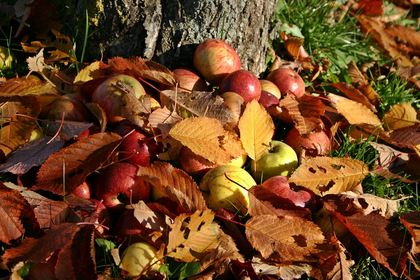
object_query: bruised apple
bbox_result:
[266,68,305,98]
[92,74,146,124]
[251,140,298,182]
[199,165,256,214]
[94,162,150,213]
[219,70,261,103]
[46,93,91,122]
[193,39,241,85]
[121,242,162,278]
[262,176,313,208]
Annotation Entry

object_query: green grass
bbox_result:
[272,0,385,82]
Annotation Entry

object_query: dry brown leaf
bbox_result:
[158,137,183,161]
[148,107,183,136]
[400,212,420,257]
[238,99,274,161]
[198,230,244,274]
[357,15,413,67]
[252,257,312,279]
[132,201,173,232]
[0,78,60,97]
[248,185,312,219]
[169,117,245,165]
[332,82,376,113]
[245,214,339,262]
[288,157,369,196]
[338,192,399,219]
[323,196,414,278]
[167,210,220,262]
[382,103,419,130]
[137,161,208,213]
[331,96,389,139]
[389,125,420,151]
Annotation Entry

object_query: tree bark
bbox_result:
[67,0,278,76]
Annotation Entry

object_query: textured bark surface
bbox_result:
[67,0,278,76]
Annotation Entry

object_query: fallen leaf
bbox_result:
[238,99,274,161]
[137,161,208,213]
[35,132,122,195]
[169,117,245,165]
[245,214,339,262]
[288,157,369,196]
[168,210,220,262]
[382,103,418,130]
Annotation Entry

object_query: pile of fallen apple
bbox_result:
[1,39,342,279]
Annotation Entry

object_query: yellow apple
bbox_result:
[199,165,256,214]
[121,242,162,278]
[251,140,298,182]
[225,154,247,168]
[0,46,17,70]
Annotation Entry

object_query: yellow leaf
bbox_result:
[169,117,245,165]
[168,210,220,262]
[383,103,419,130]
[333,97,389,138]
[74,62,104,85]
[238,99,274,161]
[288,157,369,196]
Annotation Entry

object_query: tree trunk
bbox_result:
[67,0,278,76]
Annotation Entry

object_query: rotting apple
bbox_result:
[199,165,256,214]
[266,68,305,98]
[114,122,162,167]
[92,74,146,124]
[260,79,281,99]
[284,127,331,162]
[219,70,261,103]
[178,146,217,178]
[46,92,92,122]
[193,39,241,85]
[220,91,245,129]
[251,140,298,182]
[261,176,313,208]
[93,162,150,213]
[121,242,162,278]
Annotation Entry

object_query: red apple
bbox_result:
[172,68,208,91]
[71,180,93,199]
[46,93,91,122]
[219,70,261,103]
[193,39,241,85]
[258,90,279,108]
[114,122,162,167]
[219,91,245,129]
[260,79,281,99]
[114,209,147,245]
[284,127,331,161]
[262,176,313,208]
[92,74,146,124]
[93,162,150,213]
[178,146,217,178]
[266,68,305,98]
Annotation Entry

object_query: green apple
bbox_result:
[121,242,162,278]
[199,165,256,214]
[0,46,17,70]
[251,140,298,182]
